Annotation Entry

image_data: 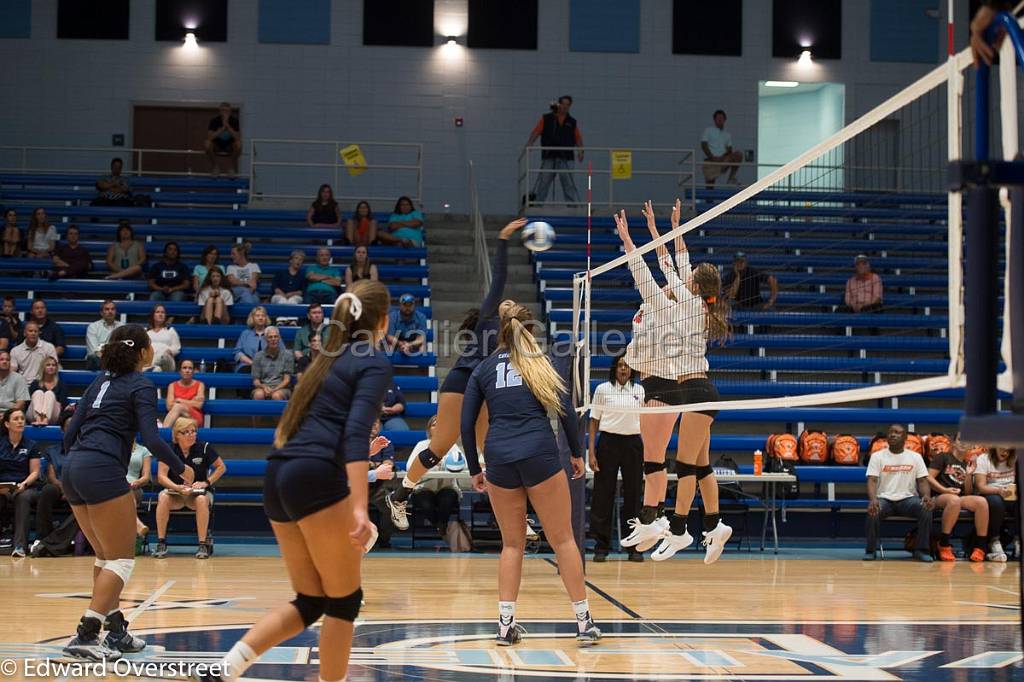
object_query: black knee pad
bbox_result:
[696,464,715,480]
[291,593,326,627]
[643,461,668,475]
[417,448,441,469]
[323,588,363,622]
[676,462,697,478]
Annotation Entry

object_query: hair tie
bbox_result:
[334,292,363,320]
[705,296,717,305]
[121,339,135,348]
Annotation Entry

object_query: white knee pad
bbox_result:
[103,558,135,584]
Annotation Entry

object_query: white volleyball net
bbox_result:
[565,24,1022,416]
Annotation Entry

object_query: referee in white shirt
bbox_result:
[588,352,645,562]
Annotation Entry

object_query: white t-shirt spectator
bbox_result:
[197,287,234,306]
[701,126,732,157]
[866,448,928,501]
[975,453,1015,490]
[29,225,59,253]
[147,327,181,367]
[408,440,463,496]
[590,380,644,436]
[226,262,261,288]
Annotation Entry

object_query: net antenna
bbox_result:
[570,11,1024,417]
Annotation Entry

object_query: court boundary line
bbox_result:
[541,557,642,619]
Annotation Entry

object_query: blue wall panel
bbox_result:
[0,0,31,39]
[870,0,939,63]
[258,0,331,45]
[570,0,640,53]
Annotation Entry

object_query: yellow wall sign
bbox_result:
[610,150,632,180]
[340,144,368,176]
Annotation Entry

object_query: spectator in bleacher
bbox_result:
[30,299,65,358]
[233,306,270,373]
[701,109,743,188]
[588,352,645,563]
[292,301,330,361]
[386,294,427,355]
[928,437,992,562]
[367,419,398,549]
[153,417,226,560]
[344,245,379,289]
[0,407,41,556]
[722,253,778,310]
[84,300,121,370]
[251,326,294,400]
[346,200,378,247]
[197,266,233,325]
[163,359,205,428]
[205,102,241,176]
[304,247,342,305]
[408,415,463,540]
[192,245,220,293]
[380,381,409,432]
[378,196,424,248]
[0,296,20,349]
[3,209,21,257]
[144,304,181,372]
[226,242,261,305]
[271,250,306,305]
[93,157,133,206]
[295,332,320,377]
[105,220,146,280]
[842,255,884,313]
[0,350,28,411]
[126,440,153,538]
[526,95,584,204]
[25,208,58,259]
[306,184,341,230]
[10,321,57,380]
[27,356,65,426]
[864,424,935,562]
[50,224,92,280]
[32,408,74,555]
[147,241,192,302]
[974,447,1016,562]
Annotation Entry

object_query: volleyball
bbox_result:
[522,221,556,252]
[443,449,468,473]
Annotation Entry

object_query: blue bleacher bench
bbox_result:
[543,288,949,310]
[536,268,950,289]
[552,330,948,353]
[549,308,949,329]
[0,172,249,191]
[58,370,440,393]
[0,261,428,282]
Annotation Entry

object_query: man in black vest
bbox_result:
[526,95,584,204]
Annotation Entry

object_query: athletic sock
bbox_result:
[219,640,258,682]
[572,599,592,632]
[84,609,105,622]
[939,532,951,547]
[157,537,166,544]
[639,505,659,525]
[703,513,721,532]
[498,601,516,636]
[669,513,688,537]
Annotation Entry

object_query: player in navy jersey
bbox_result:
[386,218,527,529]
[60,324,195,661]
[461,302,601,647]
[197,280,393,682]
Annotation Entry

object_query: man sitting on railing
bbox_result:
[93,157,133,207]
[205,102,241,176]
[700,109,743,188]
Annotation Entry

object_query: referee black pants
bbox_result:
[588,432,643,553]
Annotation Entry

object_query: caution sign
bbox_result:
[339,144,368,176]
[610,150,632,180]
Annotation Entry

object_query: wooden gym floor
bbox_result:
[0,552,1020,681]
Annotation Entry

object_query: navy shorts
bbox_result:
[486,451,563,490]
[263,457,349,523]
[61,452,131,506]
[439,366,473,395]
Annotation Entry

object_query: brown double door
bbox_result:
[132,105,240,174]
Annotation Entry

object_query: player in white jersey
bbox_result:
[615,201,733,563]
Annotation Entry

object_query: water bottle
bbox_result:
[199,359,207,374]
[753,449,763,476]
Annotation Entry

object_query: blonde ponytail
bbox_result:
[501,306,566,415]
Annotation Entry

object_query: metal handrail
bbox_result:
[0,144,228,177]
[468,160,491,290]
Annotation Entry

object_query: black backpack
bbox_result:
[32,514,80,557]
